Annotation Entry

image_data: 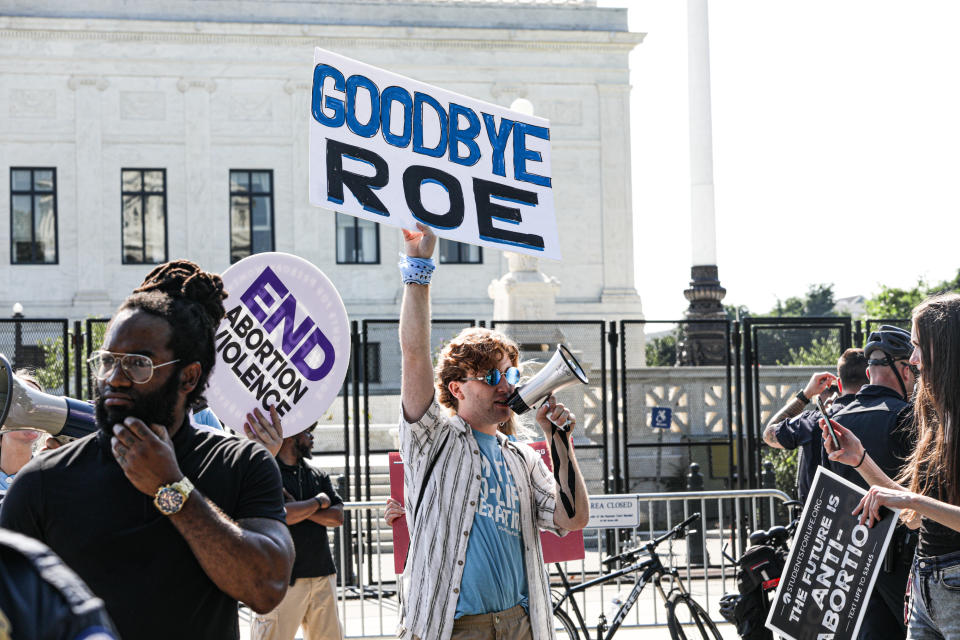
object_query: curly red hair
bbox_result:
[436,328,519,412]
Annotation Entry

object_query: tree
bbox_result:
[645,331,679,366]
[865,270,960,319]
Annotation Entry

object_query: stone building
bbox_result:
[0,0,644,326]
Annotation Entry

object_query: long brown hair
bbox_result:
[897,292,960,505]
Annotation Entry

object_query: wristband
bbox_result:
[315,496,327,510]
[795,390,810,404]
[853,450,867,469]
[399,254,435,285]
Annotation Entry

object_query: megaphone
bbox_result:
[506,344,589,415]
[0,354,97,441]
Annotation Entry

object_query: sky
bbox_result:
[602,1,960,320]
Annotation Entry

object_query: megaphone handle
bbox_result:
[550,423,577,519]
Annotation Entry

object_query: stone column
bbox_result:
[178,77,217,266]
[285,79,320,264]
[677,0,727,366]
[488,252,561,321]
[597,83,644,309]
[69,75,111,311]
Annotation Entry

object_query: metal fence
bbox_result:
[1,314,910,495]
[259,488,793,638]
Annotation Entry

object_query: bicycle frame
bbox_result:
[553,550,688,639]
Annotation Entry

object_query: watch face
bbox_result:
[156,487,184,514]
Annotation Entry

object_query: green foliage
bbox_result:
[865,270,960,319]
[771,283,837,318]
[645,331,679,366]
[780,336,842,367]
[764,448,799,496]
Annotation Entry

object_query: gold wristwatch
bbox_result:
[154,477,195,516]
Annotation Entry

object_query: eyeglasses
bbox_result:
[87,350,180,384]
[461,366,520,386]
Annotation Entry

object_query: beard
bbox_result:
[95,368,182,434]
[295,439,313,460]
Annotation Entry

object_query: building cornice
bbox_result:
[0,16,645,53]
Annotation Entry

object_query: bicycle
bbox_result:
[551,512,722,640]
[719,500,802,640]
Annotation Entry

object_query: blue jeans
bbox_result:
[909,551,960,639]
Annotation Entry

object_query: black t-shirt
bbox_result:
[915,473,960,558]
[0,422,286,640]
[278,459,342,581]
[774,395,856,503]
[0,527,118,640]
[823,385,914,490]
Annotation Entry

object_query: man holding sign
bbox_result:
[397,224,588,640]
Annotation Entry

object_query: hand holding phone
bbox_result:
[816,396,840,450]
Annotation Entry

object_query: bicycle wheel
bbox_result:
[665,592,723,640]
[553,607,580,640]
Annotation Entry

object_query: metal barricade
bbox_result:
[296,489,793,638]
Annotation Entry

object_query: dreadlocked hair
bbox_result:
[118,260,228,410]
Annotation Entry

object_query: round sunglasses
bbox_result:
[461,366,520,386]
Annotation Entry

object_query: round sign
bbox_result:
[207,252,350,437]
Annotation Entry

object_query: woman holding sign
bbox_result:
[824,292,960,639]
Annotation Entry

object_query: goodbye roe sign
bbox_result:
[207,253,350,437]
[308,48,560,260]
[766,468,898,640]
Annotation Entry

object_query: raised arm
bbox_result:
[400,224,438,423]
[763,371,836,448]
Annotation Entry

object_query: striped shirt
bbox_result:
[398,398,565,640]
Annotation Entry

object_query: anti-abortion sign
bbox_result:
[309,48,560,260]
[766,467,899,640]
[207,253,350,437]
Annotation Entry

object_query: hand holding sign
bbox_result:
[401,223,437,259]
[243,406,283,457]
[207,253,350,437]
[853,486,920,529]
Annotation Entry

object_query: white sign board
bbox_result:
[207,253,351,437]
[308,48,560,260]
[586,496,641,529]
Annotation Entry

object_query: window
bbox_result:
[121,169,167,264]
[439,239,482,264]
[336,213,379,264]
[229,170,275,263]
[10,167,58,264]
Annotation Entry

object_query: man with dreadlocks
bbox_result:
[0,260,295,640]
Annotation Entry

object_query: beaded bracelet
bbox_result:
[399,255,435,285]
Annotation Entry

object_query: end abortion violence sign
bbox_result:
[207,253,350,437]
[766,467,899,640]
[309,48,560,260]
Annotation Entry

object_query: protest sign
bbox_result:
[206,252,350,437]
[309,48,560,260]
[389,440,584,574]
[766,467,899,640]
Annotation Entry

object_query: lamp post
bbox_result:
[12,302,23,369]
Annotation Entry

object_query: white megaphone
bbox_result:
[0,353,97,441]
[506,344,589,415]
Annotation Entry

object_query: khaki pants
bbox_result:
[415,605,532,640]
[251,574,342,640]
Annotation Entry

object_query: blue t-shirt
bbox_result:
[455,429,528,618]
[0,470,14,509]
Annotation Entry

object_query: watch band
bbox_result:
[795,390,810,404]
[154,476,195,516]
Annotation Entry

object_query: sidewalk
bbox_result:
[237,609,741,639]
